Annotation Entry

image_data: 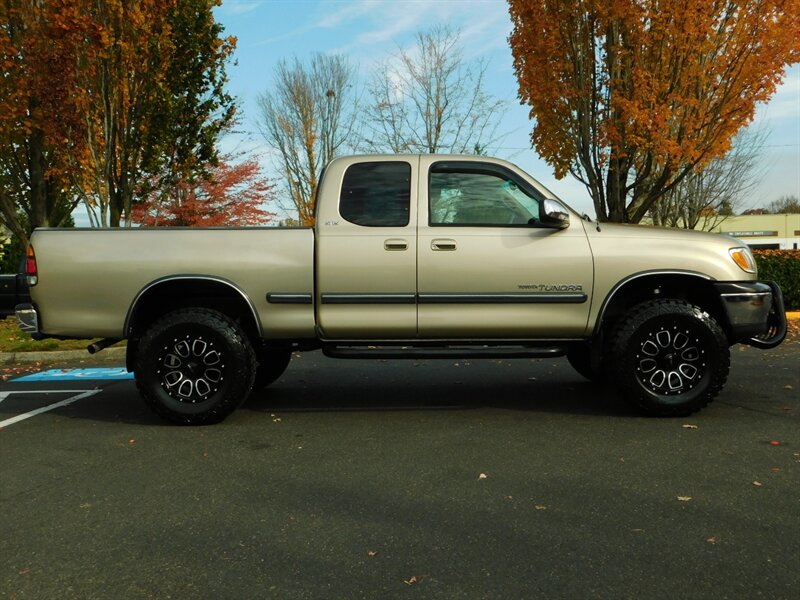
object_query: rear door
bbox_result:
[316,157,418,340]
[416,157,593,338]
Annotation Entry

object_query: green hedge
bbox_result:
[753,250,800,310]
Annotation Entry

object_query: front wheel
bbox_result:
[609,299,730,417]
[135,308,256,425]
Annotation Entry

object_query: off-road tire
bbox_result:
[609,299,729,417]
[253,347,292,390]
[135,308,256,425]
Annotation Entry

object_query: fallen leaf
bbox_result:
[79,503,91,509]
[706,536,717,545]
[677,496,692,502]
[404,576,418,586]
[368,550,378,557]
[18,568,30,576]
[752,481,763,487]
[771,467,780,473]
[682,424,698,429]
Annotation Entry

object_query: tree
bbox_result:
[363,26,506,155]
[132,154,275,227]
[649,128,767,230]
[257,54,359,226]
[508,0,800,223]
[78,0,236,227]
[765,195,800,214]
[2,1,237,242]
[0,0,96,250]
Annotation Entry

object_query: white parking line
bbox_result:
[0,390,101,428]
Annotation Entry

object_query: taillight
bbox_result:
[26,244,38,286]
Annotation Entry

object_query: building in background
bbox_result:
[712,214,800,250]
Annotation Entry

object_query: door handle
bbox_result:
[431,239,457,251]
[384,239,408,251]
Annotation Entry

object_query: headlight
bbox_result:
[729,247,757,274]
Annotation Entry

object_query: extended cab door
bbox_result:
[417,157,593,338]
[316,156,418,339]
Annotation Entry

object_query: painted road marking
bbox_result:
[13,368,134,382]
[0,390,101,428]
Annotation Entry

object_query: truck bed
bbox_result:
[30,227,316,339]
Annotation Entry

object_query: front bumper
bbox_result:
[714,281,787,349]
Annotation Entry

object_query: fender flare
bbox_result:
[123,274,262,337]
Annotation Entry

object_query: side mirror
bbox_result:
[539,199,570,230]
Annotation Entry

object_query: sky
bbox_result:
[213,0,800,219]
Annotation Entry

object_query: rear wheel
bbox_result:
[135,308,256,425]
[609,299,729,417]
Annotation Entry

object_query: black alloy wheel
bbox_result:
[135,308,256,425]
[610,299,730,417]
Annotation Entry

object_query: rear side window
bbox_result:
[339,161,411,227]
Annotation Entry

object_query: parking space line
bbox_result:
[0,390,101,428]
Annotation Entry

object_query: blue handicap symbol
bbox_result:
[14,368,134,382]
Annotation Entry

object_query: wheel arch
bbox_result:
[124,276,262,371]
[594,271,731,341]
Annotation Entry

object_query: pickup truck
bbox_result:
[16,154,787,424]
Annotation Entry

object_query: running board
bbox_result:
[323,345,568,360]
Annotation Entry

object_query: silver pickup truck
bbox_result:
[16,154,786,424]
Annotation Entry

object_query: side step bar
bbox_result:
[323,345,568,360]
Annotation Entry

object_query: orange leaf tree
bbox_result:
[0,0,98,251]
[79,0,236,227]
[1,0,236,256]
[508,0,800,223]
[132,155,275,227]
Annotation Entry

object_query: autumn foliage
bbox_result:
[1,0,237,248]
[132,157,275,227]
[508,0,800,223]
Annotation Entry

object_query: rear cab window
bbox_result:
[339,162,411,227]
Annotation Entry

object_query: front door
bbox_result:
[416,157,593,339]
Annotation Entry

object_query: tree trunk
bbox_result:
[27,129,49,229]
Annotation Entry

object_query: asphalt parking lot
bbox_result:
[1,336,798,599]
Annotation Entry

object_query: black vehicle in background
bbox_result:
[0,260,30,317]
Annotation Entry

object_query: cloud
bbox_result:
[760,65,800,121]
[327,0,511,63]
[223,1,262,16]
[315,0,377,28]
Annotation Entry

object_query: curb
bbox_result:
[0,346,126,365]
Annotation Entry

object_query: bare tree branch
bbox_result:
[363,26,506,155]
[257,54,359,226]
